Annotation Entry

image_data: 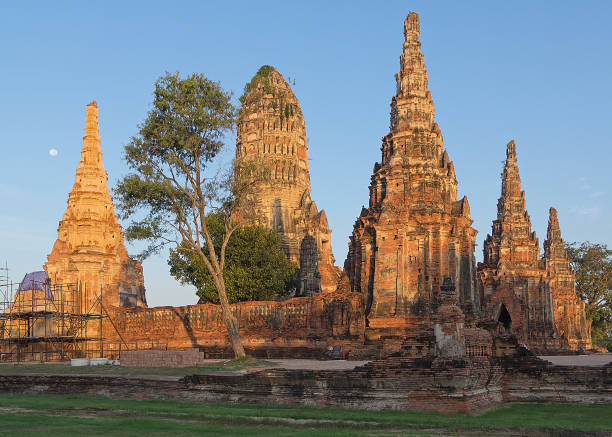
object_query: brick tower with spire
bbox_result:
[236,66,339,294]
[44,101,146,309]
[543,207,592,349]
[478,141,563,351]
[345,13,479,336]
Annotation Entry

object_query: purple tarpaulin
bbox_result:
[17,271,53,300]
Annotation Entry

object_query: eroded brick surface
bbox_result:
[344,12,480,343]
[103,293,366,359]
[235,67,339,293]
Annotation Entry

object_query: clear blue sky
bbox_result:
[1,1,611,307]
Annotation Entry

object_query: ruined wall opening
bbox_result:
[498,304,512,332]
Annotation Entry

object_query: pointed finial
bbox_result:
[80,100,102,166]
[544,206,565,264]
[84,100,99,138]
[506,140,516,159]
[404,12,420,42]
[547,207,561,241]
[549,207,558,221]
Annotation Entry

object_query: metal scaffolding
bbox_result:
[0,267,103,362]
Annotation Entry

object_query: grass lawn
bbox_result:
[0,394,610,436]
[0,357,274,377]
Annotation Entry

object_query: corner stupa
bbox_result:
[44,101,147,308]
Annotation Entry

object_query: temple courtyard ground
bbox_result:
[0,358,370,376]
[0,394,610,436]
[0,356,610,435]
[0,355,609,376]
[538,354,612,367]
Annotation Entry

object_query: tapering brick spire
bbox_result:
[81,101,103,166]
[545,207,561,245]
[380,12,458,206]
[498,140,525,217]
[478,142,561,351]
[544,207,569,272]
[70,100,113,216]
[543,207,592,349]
[390,12,435,133]
[84,101,99,136]
[483,140,539,268]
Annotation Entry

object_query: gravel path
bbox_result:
[538,354,612,367]
[266,359,370,370]
[199,359,370,371]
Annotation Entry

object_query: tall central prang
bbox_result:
[345,13,479,334]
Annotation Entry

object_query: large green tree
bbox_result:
[114,72,255,358]
[169,212,298,304]
[566,242,612,349]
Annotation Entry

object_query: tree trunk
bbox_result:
[217,282,246,358]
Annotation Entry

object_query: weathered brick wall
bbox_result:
[185,361,503,414]
[502,357,612,404]
[120,349,204,367]
[0,357,609,413]
[0,356,504,414]
[103,292,365,358]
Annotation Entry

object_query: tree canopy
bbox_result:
[113,71,249,357]
[169,212,298,304]
[566,242,612,349]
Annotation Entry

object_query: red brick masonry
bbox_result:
[0,356,609,414]
[120,349,205,368]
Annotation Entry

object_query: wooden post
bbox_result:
[99,286,103,358]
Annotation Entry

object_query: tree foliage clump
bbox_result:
[169,212,298,304]
[566,242,612,350]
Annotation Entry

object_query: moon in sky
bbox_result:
[49,148,58,157]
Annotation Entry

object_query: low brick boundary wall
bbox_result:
[0,357,505,414]
[502,357,612,404]
[120,349,204,367]
[0,357,609,413]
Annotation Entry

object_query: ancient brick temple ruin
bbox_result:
[477,141,591,351]
[344,12,480,339]
[1,11,596,388]
[44,101,147,309]
[235,66,339,294]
